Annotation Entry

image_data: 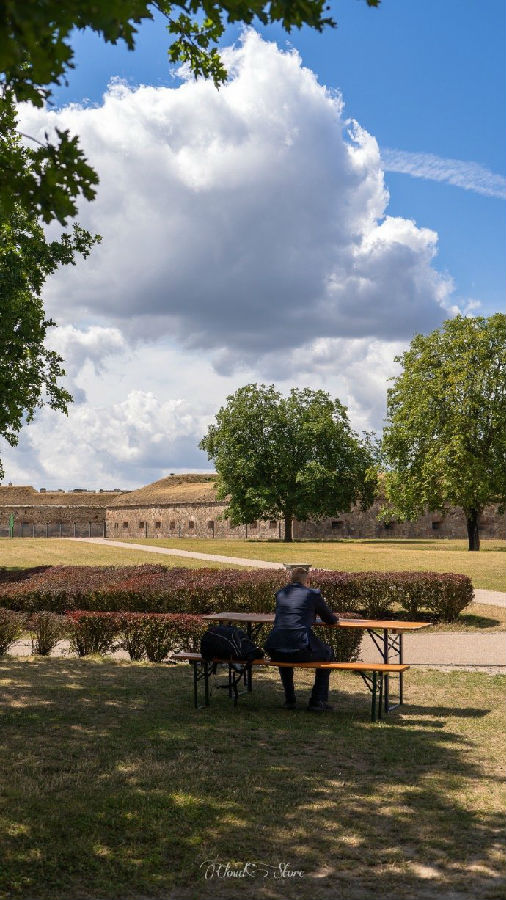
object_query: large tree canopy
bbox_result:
[381,314,506,551]
[200,383,377,541]
[0,0,379,224]
[0,99,99,479]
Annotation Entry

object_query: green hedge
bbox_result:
[65,611,363,663]
[0,564,473,622]
[66,612,207,661]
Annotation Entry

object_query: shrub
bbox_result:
[66,612,121,657]
[422,574,474,622]
[64,610,362,664]
[26,612,68,656]
[325,612,364,662]
[0,608,25,655]
[0,564,473,622]
[115,613,207,661]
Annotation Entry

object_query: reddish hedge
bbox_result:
[0,564,473,622]
[66,612,222,661]
[0,608,26,655]
[65,610,363,663]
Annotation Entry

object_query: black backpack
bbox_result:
[200,624,264,662]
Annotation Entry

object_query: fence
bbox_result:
[1,522,107,539]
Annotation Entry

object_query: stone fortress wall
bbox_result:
[106,502,284,540]
[0,485,122,537]
[1,476,504,541]
[293,497,505,540]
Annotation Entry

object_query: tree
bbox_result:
[0,0,380,225]
[0,99,99,479]
[381,314,506,551]
[200,384,377,542]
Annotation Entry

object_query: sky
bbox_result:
[3,0,505,491]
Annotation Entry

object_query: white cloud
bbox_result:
[20,31,454,363]
[3,391,211,490]
[381,148,506,199]
[47,325,127,373]
[4,32,476,489]
[46,325,127,403]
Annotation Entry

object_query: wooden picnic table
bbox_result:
[202,611,430,711]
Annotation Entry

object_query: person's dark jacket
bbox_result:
[264,582,338,654]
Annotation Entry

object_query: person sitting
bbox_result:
[264,567,338,712]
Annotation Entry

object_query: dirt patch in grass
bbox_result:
[0,657,503,900]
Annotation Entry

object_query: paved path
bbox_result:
[473,588,506,608]
[359,632,505,669]
[70,537,284,569]
[7,632,505,669]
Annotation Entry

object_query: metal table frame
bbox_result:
[188,655,389,721]
[203,613,429,713]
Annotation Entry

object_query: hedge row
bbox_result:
[0,609,363,663]
[0,564,473,622]
[0,609,68,656]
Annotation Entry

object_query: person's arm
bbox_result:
[314,591,339,625]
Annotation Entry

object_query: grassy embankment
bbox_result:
[0,656,504,900]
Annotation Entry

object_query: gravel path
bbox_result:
[8,632,505,671]
[359,631,505,670]
[473,588,506,608]
[70,537,284,569]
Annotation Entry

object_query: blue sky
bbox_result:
[52,0,505,315]
[4,0,505,489]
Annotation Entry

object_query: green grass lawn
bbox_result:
[0,538,242,569]
[123,537,506,592]
[0,656,504,900]
[1,537,504,591]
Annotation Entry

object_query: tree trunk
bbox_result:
[466,509,481,551]
[284,514,293,542]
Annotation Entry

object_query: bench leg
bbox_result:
[193,661,198,709]
[204,663,210,706]
[192,660,211,709]
[371,671,377,722]
[399,633,404,705]
[383,630,389,713]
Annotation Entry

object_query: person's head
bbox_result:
[289,567,310,586]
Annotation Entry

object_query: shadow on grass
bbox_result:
[457,613,502,628]
[0,657,504,900]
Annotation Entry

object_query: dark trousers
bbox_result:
[269,638,334,704]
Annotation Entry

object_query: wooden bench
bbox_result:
[171,652,410,722]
